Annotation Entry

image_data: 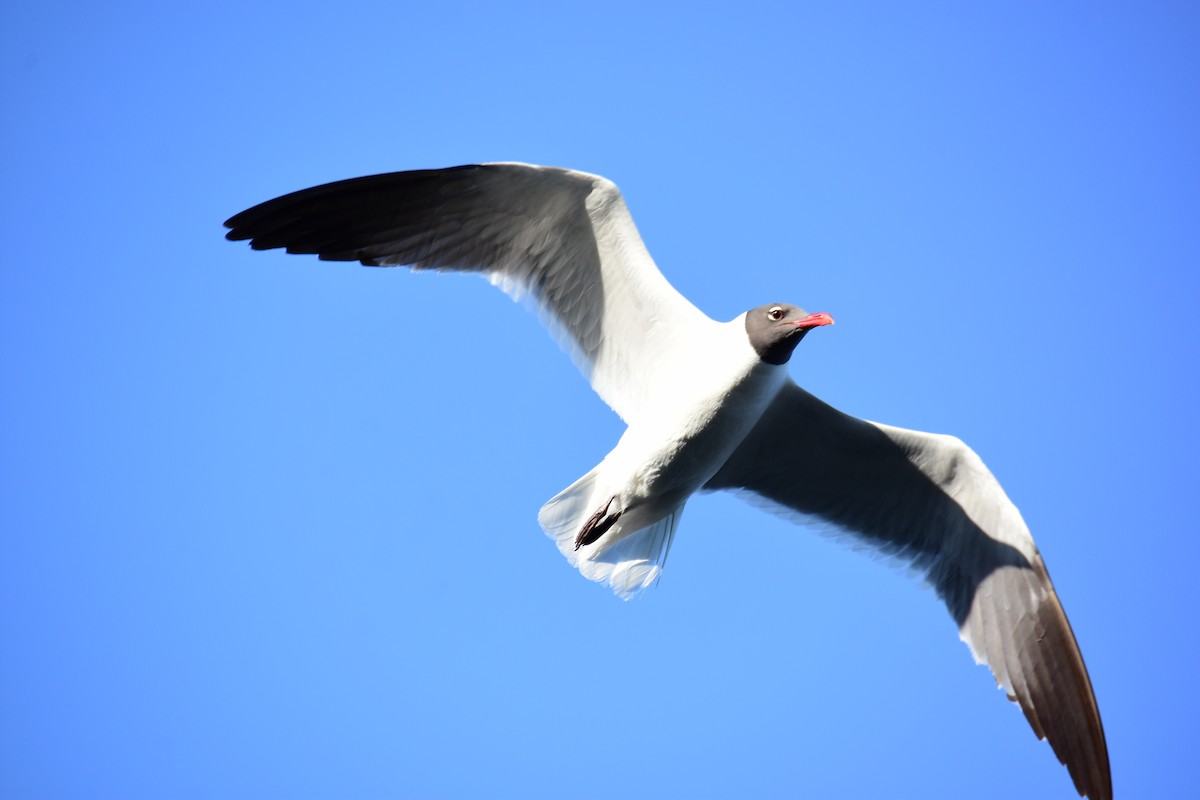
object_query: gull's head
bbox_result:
[744,303,835,365]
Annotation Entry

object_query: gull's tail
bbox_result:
[538,468,683,600]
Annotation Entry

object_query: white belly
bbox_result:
[598,350,787,532]
[536,316,791,596]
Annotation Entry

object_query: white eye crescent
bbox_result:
[767,306,784,321]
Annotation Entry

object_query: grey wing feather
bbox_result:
[705,381,1111,800]
[224,163,710,422]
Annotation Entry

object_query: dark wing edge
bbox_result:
[223,163,607,360]
[705,381,1111,800]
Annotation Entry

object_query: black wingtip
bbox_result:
[223,208,258,242]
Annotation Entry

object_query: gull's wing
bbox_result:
[705,381,1111,800]
[224,163,711,423]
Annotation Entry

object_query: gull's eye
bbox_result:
[767,306,785,321]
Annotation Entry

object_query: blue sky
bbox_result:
[2,2,1197,798]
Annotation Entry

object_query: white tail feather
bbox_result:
[538,470,683,600]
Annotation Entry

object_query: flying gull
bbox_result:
[224,163,1111,799]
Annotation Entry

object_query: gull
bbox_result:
[224,163,1111,799]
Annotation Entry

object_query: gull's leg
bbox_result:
[574,495,622,550]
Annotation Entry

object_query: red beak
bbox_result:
[794,312,835,329]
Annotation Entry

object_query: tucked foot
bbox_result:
[574,495,622,550]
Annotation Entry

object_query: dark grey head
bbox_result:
[744,303,835,365]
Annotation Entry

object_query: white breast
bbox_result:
[602,316,786,512]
